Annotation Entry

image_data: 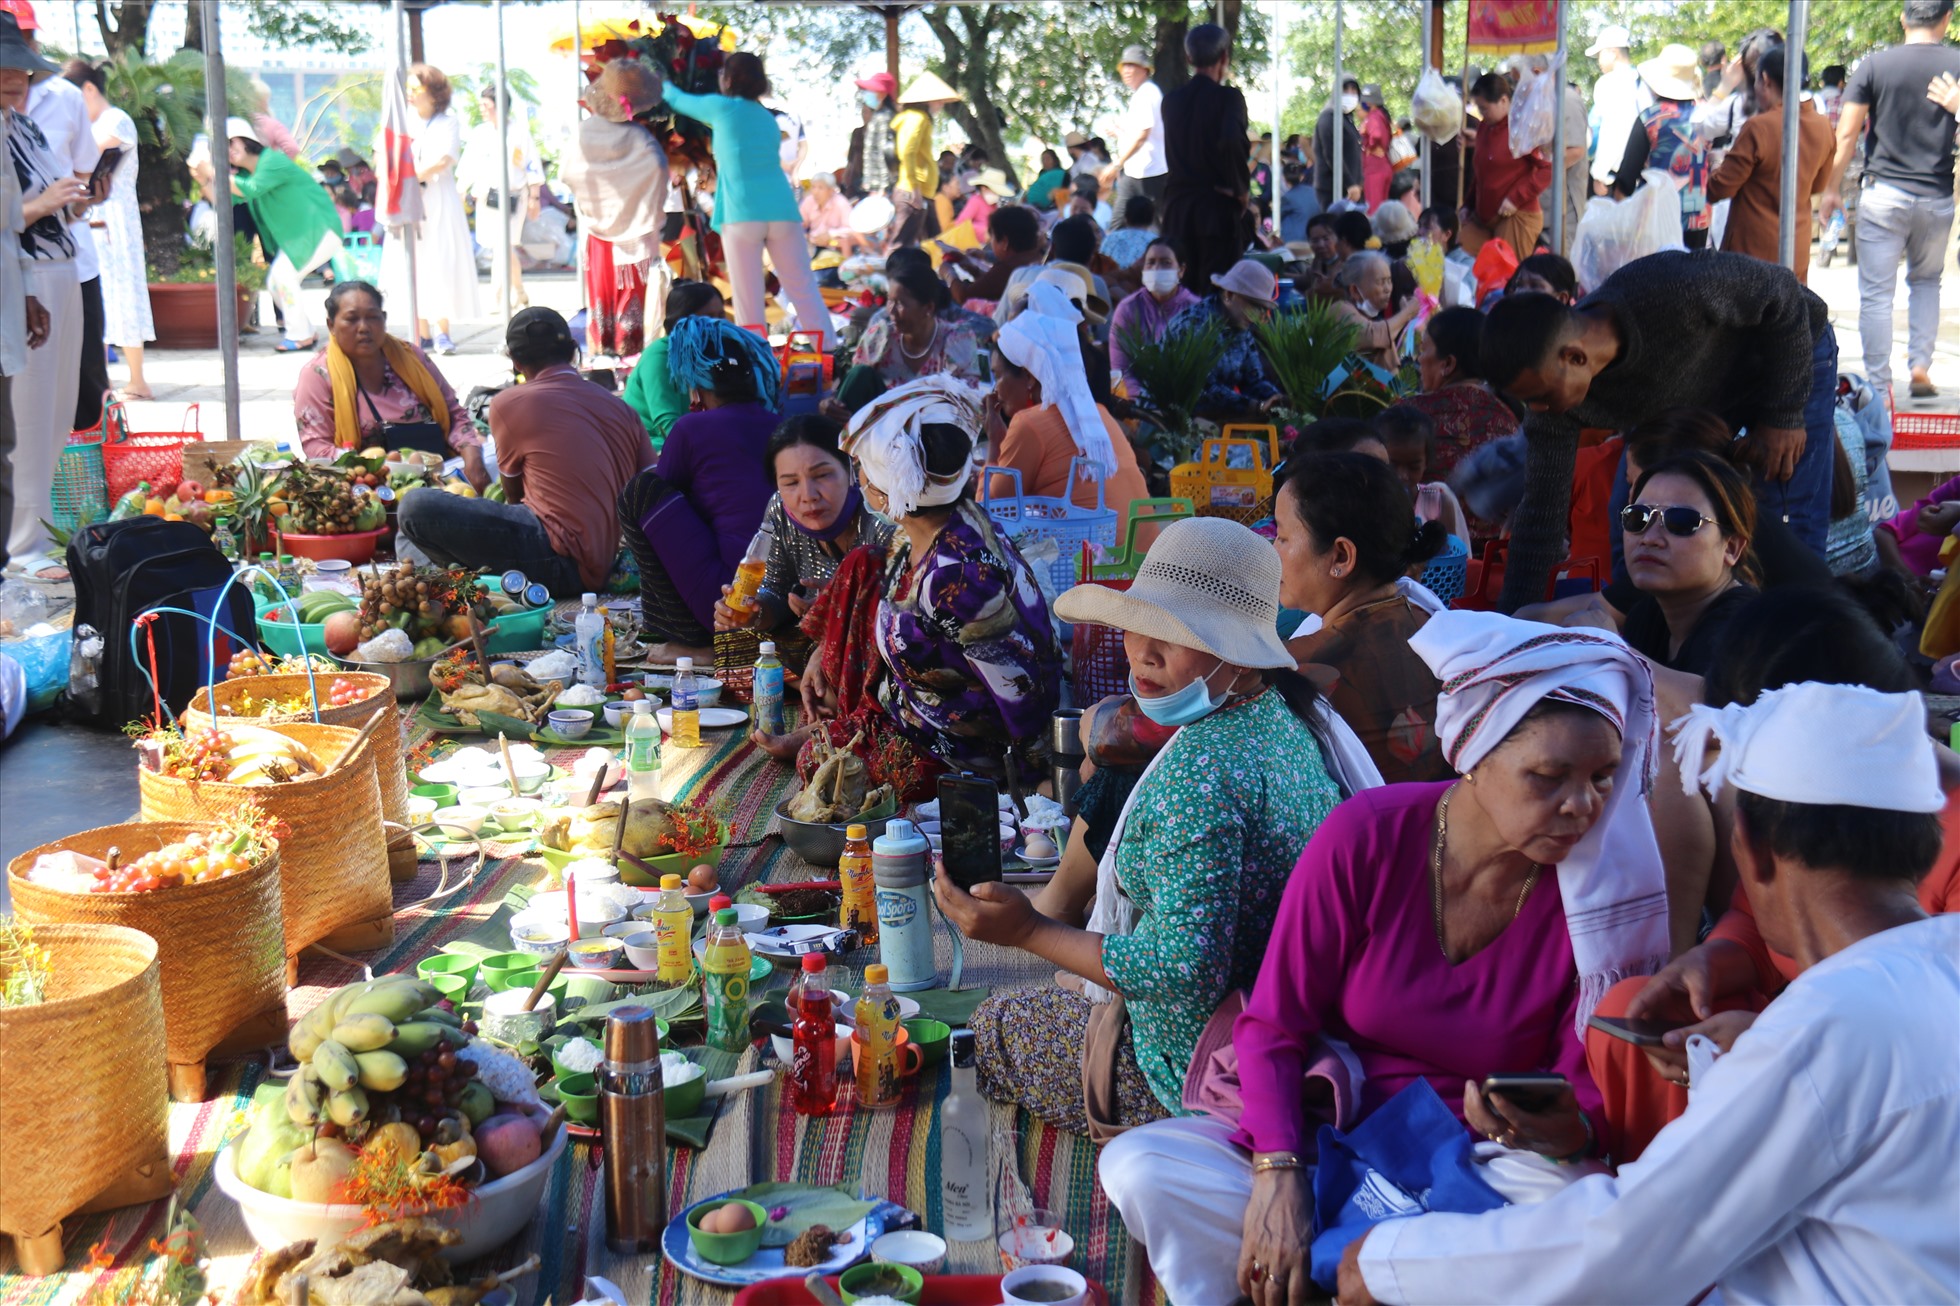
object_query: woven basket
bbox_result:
[184,672,409,826]
[0,924,171,1273]
[8,823,287,1102]
[137,722,394,965]
[384,820,419,883]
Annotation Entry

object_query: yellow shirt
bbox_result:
[892,108,937,196]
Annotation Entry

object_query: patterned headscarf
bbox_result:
[841,375,984,517]
[997,309,1117,479]
[665,317,782,410]
[1410,609,1669,1035]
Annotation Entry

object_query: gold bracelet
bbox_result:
[1252,1152,1304,1174]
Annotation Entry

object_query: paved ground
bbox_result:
[1808,237,1960,413]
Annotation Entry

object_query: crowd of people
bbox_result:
[0,5,1956,1297]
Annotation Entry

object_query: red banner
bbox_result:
[1466,0,1560,53]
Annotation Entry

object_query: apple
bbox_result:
[323,610,362,657]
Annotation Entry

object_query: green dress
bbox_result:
[621,337,686,451]
[232,149,339,265]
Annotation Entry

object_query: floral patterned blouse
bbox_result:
[873,499,1061,780]
[291,345,480,461]
[1101,686,1342,1112]
[1161,295,1280,416]
[854,311,985,390]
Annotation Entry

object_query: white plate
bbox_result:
[693,923,845,960]
[656,706,749,734]
[1013,845,1062,869]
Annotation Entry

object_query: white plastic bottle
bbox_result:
[671,656,701,749]
[940,1028,990,1240]
[625,699,661,802]
[574,592,605,688]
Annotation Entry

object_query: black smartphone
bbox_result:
[938,773,1002,893]
[1587,1014,1683,1049]
[88,146,123,194]
[1481,1073,1570,1114]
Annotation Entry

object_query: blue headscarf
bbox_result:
[664,317,782,410]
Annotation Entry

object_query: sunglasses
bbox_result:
[1621,503,1717,537]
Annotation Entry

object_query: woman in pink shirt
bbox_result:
[1100,612,1670,1305]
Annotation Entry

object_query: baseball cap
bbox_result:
[1119,44,1153,71]
[224,116,261,145]
[0,1,36,32]
[854,71,896,99]
[506,305,576,354]
[1585,24,1631,56]
[1063,130,1089,148]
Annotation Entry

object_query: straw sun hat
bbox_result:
[1055,517,1295,670]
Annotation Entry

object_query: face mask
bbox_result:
[1341,93,1359,114]
[860,90,883,109]
[1142,268,1180,295]
[1131,660,1231,727]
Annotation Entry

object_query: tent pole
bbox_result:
[1330,0,1343,203]
[203,0,239,440]
[1549,0,1567,253]
[1271,0,1284,183]
[1778,0,1810,269]
[393,0,421,339]
[496,0,512,328]
[1420,0,1432,209]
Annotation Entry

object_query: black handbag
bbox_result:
[358,384,448,457]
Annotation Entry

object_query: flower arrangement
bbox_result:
[344,1142,472,1227]
[82,1203,209,1306]
[585,12,736,171]
[664,798,730,861]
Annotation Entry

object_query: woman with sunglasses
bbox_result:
[1618,450,1760,677]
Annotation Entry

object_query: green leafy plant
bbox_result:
[0,916,50,1009]
[1120,315,1224,467]
[148,233,267,292]
[1251,300,1362,418]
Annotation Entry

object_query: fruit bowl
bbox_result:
[212,1116,568,1261]
[337,653,443,701]
[275,527,389,565]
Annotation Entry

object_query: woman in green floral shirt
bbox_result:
[938,518,1367,1135]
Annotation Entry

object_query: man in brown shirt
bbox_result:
[1707,45,1835,282]
[399,307,653,595]
[940,202,1043,304]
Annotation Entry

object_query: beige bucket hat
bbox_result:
[1055,517,1296,669]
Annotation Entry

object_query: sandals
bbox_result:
[273,337,318,354]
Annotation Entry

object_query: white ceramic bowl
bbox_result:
[433,805,489,835]
[547,710,593,740]
[510,761,553,794]
[1001,1265,1088,1306]
[601,921,642,942]
[458,785,510,809]
[870,1229,948,1274]
[568,937,623,969]
[684,887,719,916]
[509,915,570,956]
[406,795,440,822]
[602,700,638,729]
[566,858,621,889]
[214,1121,568,1261]
[621,928,661,970]
[489,798,542,830]
[770,1024,852,1067]
[731,903,770,934]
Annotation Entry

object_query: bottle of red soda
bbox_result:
[789,953,838,1115]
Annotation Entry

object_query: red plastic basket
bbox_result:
[102,401,201,504]
[1891,412,1960,451]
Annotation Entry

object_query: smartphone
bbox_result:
[1480,1073,1569,1114]
[938,773,1002,893]
[88,146,123,195]
[1587,1014,1683,1049]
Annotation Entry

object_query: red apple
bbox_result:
[323,610,362,657]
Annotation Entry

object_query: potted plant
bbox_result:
[148,234,266,349]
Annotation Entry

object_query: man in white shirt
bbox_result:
[12,1,102,432]
[1099,44,1167,226]
[1586,24,1649,194]
[1338,683,1960,1306]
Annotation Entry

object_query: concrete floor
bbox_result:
[0,717,137,908]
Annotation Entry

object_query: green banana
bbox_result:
[284,1069,323,1127]
[415,1006,462,1028]
[330,1013,397,1053]
[338,978,441,1024]
[326,1085,369,1128]
[288,998,345,1062]
[385,1021,447,1057]
[312,1039,359,1092]
[353,1049,408,1092]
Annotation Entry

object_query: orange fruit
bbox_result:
[269,501,289,517]
[164,512,184,521]
[143,498,165,516]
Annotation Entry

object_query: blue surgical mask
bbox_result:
[860,90,883,109]
[1131,660,1231,727]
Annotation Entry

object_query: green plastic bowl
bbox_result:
[664,1059,707,1117]
[484,605,550,654]
[417,953,479,989]
[539,841,727,890]
[686,1199,770,1265]
[504,968,570,1005]
[477,951,537,993]
[255,598,330,658]
[427,973,470,1004]
[410,782,458,806]
[840,1262,925,1305]
[555,1071,600,1124]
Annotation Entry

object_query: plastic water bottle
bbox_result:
[625,699,661,802]
[701,907,753,1053]
[671,656,702,749]
[853,963,903,1109]
[575,592,605,687]
[940,1028,990,1239]
[752,640,785,736]
[1821,209,1846,257]
[651,873,693,985]
[789,953,838,1115]
[839,823,878,947]
[276,554,301,597]
[724,526,773,615]
[211,514,237,563]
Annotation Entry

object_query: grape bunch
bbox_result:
[395,1018,484,1139]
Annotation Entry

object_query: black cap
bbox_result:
[506,305,575,353]
[950,1027,976,1068]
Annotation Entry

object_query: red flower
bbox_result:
[593,37,630,61]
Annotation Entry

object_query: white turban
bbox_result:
[996,309,1118,480]
[1410,610,1670,1033]
[1672,683,1944,813]
[840,375,985,518]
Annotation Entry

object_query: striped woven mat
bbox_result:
[0,709,1156,1305]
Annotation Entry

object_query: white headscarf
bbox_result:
[1409,610,1670,1034]
[996,310,1118,480]
[840,375,985,518]
[1673,683,1944,813]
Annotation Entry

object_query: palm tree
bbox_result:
[101,48,250,276]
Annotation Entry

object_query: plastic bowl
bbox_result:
[685,1199,771,1266]
[255,603,330,658]
[277,527,389,565]
[433,805,488,835]
[621,929,661,970]
[772,799,896,869]
[663,1059,708,1117]
[554,1071,600,1124]
[483,605,550,654]
[478,951,540,992]
[417,953,479,990]
[546,709,594,740]
[213,1116,566,1261]
[840,1262,925,1305]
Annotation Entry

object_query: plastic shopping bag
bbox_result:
[1411,67,1462,145]
[1508,52,1563,158]
[1570,169,1687,292]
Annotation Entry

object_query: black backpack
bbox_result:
[65,517,259,729]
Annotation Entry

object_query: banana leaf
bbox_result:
[1251,301,1362,416]
[741,1183,879,1247]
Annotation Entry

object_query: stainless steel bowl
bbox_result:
[338,654,441,701]
[772,799,895,869]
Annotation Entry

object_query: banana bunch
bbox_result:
[222,723,322,787]
[290,590,357,623]
[285,974,465,1131]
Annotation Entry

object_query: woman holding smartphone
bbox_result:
[1100,611,1668,1305]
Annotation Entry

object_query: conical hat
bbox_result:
[899,71,960,105]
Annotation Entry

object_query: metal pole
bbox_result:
[573,0,587,325]
[1549,2,1568,253]
[1330,0,1343,203]
[392,0,421,340]
[1778,0,1810,269]
[1271,0,1284,177]
[1419,0,1432,208]
[495,0,512,327]
[203,0,240,441]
